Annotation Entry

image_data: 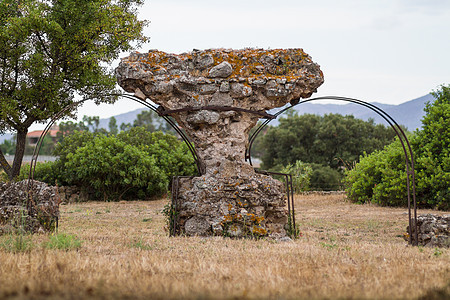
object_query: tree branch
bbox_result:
[34,31,51,58]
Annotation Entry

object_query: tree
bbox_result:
[120,110,156,132]
[108,116,118,135]
[120,110,178,134]
[259,113,397,170]
[0,137,15,156]
[0,0,148,180]
[57,115,103,139]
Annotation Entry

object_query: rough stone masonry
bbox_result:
[116,48,324,238]
[0,180,59,234]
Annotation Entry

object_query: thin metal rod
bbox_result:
[255,169,296,237]
[247,96,417,245]
[289,174,296,232]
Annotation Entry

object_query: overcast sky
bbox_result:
[63,0,450,124]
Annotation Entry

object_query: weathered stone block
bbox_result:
[0,180,60,234]
[116,48,324,238]
[408,214,450,248]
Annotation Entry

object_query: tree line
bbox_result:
[251,113,398,190]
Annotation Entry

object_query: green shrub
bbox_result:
[117,128,197,180]
[344,140,409,206]
[64,135,168,200]
[17,161,60,184]
[19,129,197,201]
[266,161,341,191]
[309,164,343,191]
[280,160,312,192]
[344,85,449,210]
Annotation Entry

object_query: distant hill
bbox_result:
[284,94,433,131]
[97,107,147,130]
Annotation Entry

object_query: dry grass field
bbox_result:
[0,194,449,300]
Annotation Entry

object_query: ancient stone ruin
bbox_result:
[116,48,324,238]
[0,180,59,234]
[409,214,450,248]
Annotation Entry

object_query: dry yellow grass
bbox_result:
[0,194,449,300]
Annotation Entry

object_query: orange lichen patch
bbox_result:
[134,48,316,81]
[251,225,268,236]
[222,214,233,222]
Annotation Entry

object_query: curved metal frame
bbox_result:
[25,94,418,245]
[26,93,201,223]
[246,96,418,245]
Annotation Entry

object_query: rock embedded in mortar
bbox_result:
[408,214,450,248]
[0,180,59,234]
[116,48,324,238]
[209,61,233,78]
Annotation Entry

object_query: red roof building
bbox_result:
[26,125,59,146]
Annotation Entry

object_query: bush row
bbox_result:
[19,128,197,201]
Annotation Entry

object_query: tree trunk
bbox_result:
[0,149,12,179]
[10,129,28,180]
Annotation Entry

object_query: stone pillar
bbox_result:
[116,48,323,238]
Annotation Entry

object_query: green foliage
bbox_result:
[0,0,148,179]
[18,162,59,184]
[108,116,118,135]
[268,161,341,191]
[117,128,197,180]
[344,140,409,206]
[43,233,82,251]
[413,85,450,207]
[286,214,301,239]
[0,169,8,182]
[119,110,177,134]
[309,164,344,191]
[162,202,178,236]
[58,116,105,139]
[259,113,396,171]
[64,135,168,200]
[24,129,197,201]
[280,160,312,192]
[345,85,449,209]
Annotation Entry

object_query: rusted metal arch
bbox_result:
[246,96,418,245]
[26,93,201,218]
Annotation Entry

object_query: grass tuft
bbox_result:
[129,237,154,250]
[0,234,34,253]
[43,233,82,251]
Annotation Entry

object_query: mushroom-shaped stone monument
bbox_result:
[116,48,323,238]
